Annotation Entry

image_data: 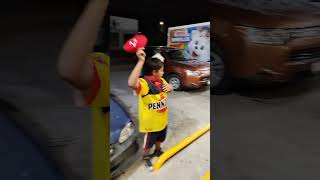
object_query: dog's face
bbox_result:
[187,30,210,61]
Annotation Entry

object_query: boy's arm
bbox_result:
[57,0,109,91]
[128,48,146,90]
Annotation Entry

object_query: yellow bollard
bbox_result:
[202,170,210,180]
[153,124,210,171]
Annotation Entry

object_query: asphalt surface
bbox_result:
[110,62,210,180]
[213,75,320,180]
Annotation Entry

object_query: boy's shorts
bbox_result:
[143,126,167,149]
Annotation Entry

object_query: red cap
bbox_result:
[123,34,148,53]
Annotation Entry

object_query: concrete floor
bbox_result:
[110,64,210,180]
[213,75,320,180]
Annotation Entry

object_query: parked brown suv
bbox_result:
[145,46,210,90]
[210,0,320,93]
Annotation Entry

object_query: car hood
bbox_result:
[110,97,131,145]
[171,60,210,70]
[210,0,320,28]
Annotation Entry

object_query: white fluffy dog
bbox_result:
[187,29,210,62]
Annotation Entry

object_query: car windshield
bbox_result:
[166,49,186,60]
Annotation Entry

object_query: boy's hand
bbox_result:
[136,48,146,62]
[128,48,146,90]
[162,84,173,93]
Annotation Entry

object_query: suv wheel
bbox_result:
[167,74,182,91]
[211,42,230,94]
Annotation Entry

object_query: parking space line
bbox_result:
[153,124,210,171]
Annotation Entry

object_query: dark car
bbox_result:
[0,100,65,180]
[110,94,141,179]
[145,46,210,91]
[210,0,320,93]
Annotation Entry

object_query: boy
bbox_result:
[57,0,109,108]
[57,0,109,179]
[128,48,174,168]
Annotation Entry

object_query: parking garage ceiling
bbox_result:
[109,0,208,20]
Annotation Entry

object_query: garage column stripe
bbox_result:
[153,124,210,171]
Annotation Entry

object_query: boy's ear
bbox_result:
[151,70,157,75]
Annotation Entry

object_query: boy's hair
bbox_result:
[143,57,164,76]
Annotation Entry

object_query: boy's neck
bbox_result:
[144,75,161,82]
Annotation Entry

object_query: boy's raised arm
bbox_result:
[57,0,109,91]
[128,48,146,90]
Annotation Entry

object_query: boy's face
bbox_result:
[152,66,164,80]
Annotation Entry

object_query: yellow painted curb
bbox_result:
[202,170,210,180]
[153,124,210,171]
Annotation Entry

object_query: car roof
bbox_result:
[145,46,182,52]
